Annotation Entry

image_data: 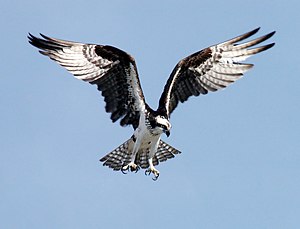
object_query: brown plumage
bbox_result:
[28,28,275,180]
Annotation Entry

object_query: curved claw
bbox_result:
[122,162,139,174]
[144,168,160,180]
[121,166,128,174]
[133,166,140,173]
[152,173,159,181]
[145,169,151,176]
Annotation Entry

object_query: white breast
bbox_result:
[133,113,162,158]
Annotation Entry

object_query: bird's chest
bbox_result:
[134,121,161,152]
[135,122,161,142]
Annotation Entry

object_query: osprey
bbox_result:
[28,28,275,180]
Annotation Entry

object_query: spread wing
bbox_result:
[28,34,146,129]
[158,28,275,117]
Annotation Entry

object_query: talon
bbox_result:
[121,165,129,174]
[130,165,139,172]
[129,163,138,172]
[145,169,151,176]
[122,162,139,174]
[134,166,140,173]
[152,173,159,181]
[144,167,160,180]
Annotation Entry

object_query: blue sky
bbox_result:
[1,0,299,228]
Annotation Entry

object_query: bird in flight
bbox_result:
[28,27,275,180]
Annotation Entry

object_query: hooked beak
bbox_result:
[165,130,170,137]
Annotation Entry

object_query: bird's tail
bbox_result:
[100,137,181,171]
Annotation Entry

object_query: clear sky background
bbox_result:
[1,0,299,228]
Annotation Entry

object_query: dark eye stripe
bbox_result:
[157,123,166,129]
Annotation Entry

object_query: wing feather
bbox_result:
[158,28,275,117]
[28,33,146,128]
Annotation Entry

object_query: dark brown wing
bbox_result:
[28,34,146,129]
[158,28,275,117]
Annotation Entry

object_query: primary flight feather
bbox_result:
[28,27,275,180]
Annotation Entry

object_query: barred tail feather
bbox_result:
[135,140,181,168]
[100,138,181,171]
[99,137,135,171]
[153,140,181,166]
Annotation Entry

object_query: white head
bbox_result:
[155,115,171,137]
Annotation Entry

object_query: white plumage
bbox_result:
[28,28,275,180]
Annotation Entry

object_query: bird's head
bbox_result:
[155,115,171,137]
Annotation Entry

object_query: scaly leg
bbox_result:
[121,162,139,173]
[122,135,140,173]
[145,158,160,181]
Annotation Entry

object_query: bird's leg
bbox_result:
[145,158,160,181]
[121,139,140,173]
[122,161,139,173]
